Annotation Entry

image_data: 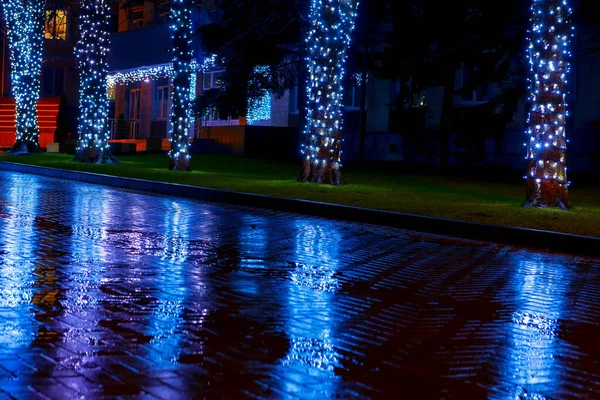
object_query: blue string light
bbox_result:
[524,0,573,209]
[1,0,44,154]
[106,56,216,91]
[168,0,194,171]
[75,0,117,163]
[300,0,358,185]
[247,66,272,125]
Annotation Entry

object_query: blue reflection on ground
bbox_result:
[276,222,342,398]
[0,176,38,352]
[144,200,191,368]
[0,170,599,399]
[498,258,570,399]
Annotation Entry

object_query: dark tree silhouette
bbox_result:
[197,0,301,119]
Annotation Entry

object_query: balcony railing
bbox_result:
[109,119,139,140]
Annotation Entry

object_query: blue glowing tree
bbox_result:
[197,0,300,126]
[246,66,272,125]
[74,0,118,164]
[524,0,574,209]
[168,0,194,172]
[299,0,358,185]
[1,0,45,154]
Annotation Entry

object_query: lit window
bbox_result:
[157,85,171,120]
[107,86,116,101]
[203,71,225,90]
[45,10,68,40]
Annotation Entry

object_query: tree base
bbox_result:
[298,158,343,185]
[524,179,572,211]
[169,154,191,172]
[97,150,121,164]
[73,148,98,163]
[73,148,120,164]
[6,140,41,155]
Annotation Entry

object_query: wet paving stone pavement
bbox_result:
[0,171,600,399]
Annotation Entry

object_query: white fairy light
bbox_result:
[247,66,272,124]
[524,0,573,208]
[300,0,358,185]
[167,0,195,171]
[1,0,45,153]
[75,0,114,163]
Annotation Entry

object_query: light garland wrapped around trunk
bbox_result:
[299,0,359,185]
[524,0,574,209]
[168,0,195,172]
[1,0,45,154]
[75,0,119,164]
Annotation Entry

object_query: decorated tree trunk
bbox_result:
[1,0,44,154]
[74,0,118,164]
[524,0,574,210]
[299,0,358,185]
[168,0,194,172]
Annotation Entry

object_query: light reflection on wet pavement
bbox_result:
[0,170,599,399]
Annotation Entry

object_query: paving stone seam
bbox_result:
[0,161,598,257]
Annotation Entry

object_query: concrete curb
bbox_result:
[1,161,599,257]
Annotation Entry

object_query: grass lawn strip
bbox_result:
[1,152,599,238]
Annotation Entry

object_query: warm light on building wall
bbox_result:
[45,10,67,40]
[107,85,115,101]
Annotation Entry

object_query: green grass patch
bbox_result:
[2,152,600,237]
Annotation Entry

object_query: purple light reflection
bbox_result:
[0,175,38,352]
[276,221,343,398]
[497,258,571,398]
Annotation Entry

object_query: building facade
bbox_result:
[1,2,596,171]
[107,0,297,148]
[0,0,78,149]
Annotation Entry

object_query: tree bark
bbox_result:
[74,0,118,164]
[2,0,44,155]
[525,179,571,210]
[168,0,194,172]
[524,0,572,210]
[300,158,342,185]
[169,153,191,172]
[299,0,358,185]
